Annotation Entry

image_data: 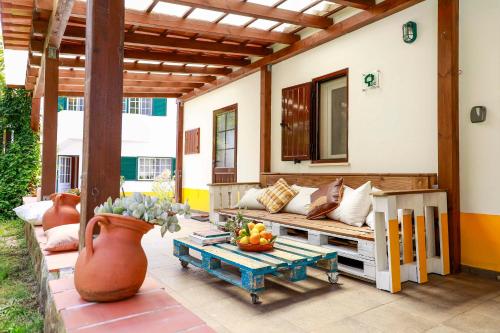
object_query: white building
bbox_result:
[56,97,177,194]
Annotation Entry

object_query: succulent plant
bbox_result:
[94,192,191,237]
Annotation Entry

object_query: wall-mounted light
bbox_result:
[402,21,417,44]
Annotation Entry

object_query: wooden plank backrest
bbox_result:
[260,173,437,191]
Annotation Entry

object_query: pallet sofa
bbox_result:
[209,172,439,285]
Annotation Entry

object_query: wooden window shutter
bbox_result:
[152,98,167,116]
[281,82,311,161]
[58,97,67,112]
[184,128,200,154]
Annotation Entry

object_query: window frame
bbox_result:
[137,157,172,181]
[124,98,153,116]
[67,97,84,111]
[311,68,349,164]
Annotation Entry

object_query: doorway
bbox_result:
[212,104,237,183]
[57,155,79,192]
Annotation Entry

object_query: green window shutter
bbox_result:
[171,158,176,176]
[152,98,167,116]
[58,97,67,112]
[120,157,138,180]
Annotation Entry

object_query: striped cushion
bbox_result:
[257,178,298,213]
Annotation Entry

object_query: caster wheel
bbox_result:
[180,260,189,268]
[250,293,261,305]
[327,273,339,284]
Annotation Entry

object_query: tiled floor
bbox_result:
[143,217,500,333]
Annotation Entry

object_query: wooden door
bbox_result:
[212,105,237,183]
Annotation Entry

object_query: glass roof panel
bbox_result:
[219,14,253,26]
[124,0,152,11]
[278,0,316,12]
[304,1,341,15]
[152,2,191,17]
[187,8,225,22]
[272,23,299,33]
[246,0,282,6]
[248,19,280,30]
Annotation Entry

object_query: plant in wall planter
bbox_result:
[75,193,190,302]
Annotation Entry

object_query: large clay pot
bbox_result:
[74,213,153,302]
[42,193,80,231]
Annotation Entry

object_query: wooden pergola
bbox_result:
[0,0,460,271]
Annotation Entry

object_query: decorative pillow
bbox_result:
[307,178,344,220]
[235,188,265,210]
[283,185,318,215]
[365,187,382,229]
[328,181,372,227]
[257,178,298,214]
[13,200,53,225]
[44,224,80,252]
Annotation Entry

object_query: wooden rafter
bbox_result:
[30,39,251,66]
[33,23,272,57]
[29,55,232,76]
[53,69,217,83]
[330,0,375,10]
[60,85,194,94]
[59,77,203,89]
[163,0,333,29]
[35,0,299,44]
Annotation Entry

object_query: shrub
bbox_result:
[0,89,40,218]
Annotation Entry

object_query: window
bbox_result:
[138,157,172,180]
[185,128,200,155]
[67,97,84,111]
[125,98,152,115]
[212,105,237,183]
[312,69,348,163]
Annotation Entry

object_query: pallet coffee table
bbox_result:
[173,237,338,304]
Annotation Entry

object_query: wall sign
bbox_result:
[362,70,380,91]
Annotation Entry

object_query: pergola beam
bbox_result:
[36,0,299,44]
[329,0,375,10]
[31,40,251,67]
[29,55,232,76]
[163,0,333,29]
[60,85,193,94]
[60,91,182,98]
[59,77,204,89]
[33,0,75,98]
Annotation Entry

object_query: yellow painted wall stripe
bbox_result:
[416,215,428,283]
[182,188,210,212]
[388,218,401,293]
[440,213,450,275]
[461,213,500,272]
[402,214,413,264]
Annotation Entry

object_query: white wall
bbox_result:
[271,0,438,174]
[56,98,178,192]
[459,0,500,215]
[183,73,261,190]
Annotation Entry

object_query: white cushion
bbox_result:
[328,181,372,227]
[365,187,382,230]
[44,224,79,252]
[283,185,318,215]
[236,188,265,210]
[13,200,53,225]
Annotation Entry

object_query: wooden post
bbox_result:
[40,47,59,198]
[31,98,41,132]
[79,0,124,248]
[175,100,184,203]
[260,65,271,178]
[438,0,460,273]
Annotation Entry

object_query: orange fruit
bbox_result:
[249,233,260,245]
[261,232,273,240]
[247,222,255,231]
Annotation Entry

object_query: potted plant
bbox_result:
[74,193,190,302]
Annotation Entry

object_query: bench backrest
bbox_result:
[260,173,437,191]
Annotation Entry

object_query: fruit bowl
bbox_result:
[237,241,274,252]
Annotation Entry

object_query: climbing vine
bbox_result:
[0,88,40,218]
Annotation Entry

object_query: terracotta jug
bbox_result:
[74,213,153,302]
[42,193,80,231]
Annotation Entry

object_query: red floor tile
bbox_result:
[61,290,180,330]
[67,306,214,333]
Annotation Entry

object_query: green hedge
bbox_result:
[0,89,40,218]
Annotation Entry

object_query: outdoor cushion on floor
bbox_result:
[45,224,79,252]
[13,200,53,225]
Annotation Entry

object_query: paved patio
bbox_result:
[143,218,500,333]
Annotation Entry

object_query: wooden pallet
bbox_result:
[173,237,338,304]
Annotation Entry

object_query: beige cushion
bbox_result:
[13,200,53,225]
[236,188,265,210]
[45,224,79,252]
[258,178,298,214]
[328,181,372,227]
[283,185,318,215]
